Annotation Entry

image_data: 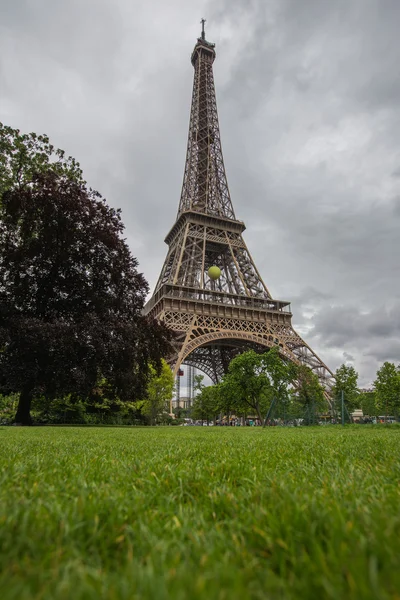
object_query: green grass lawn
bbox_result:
[0,426,399,600]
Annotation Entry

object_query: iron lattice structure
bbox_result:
[144,27,335,402]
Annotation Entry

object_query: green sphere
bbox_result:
[208,266,221,280]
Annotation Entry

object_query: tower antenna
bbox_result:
[200,18,206,40]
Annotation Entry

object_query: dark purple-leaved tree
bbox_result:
[0,123,171,424]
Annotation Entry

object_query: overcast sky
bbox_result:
[1,0,399,387]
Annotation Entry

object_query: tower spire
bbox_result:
[200,18,206,40]
[180,27,233,219]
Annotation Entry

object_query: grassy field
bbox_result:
[0,426,399,600]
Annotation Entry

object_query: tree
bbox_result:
[374,363,400,418]
[0,393,19,423]
[141,360,175,425]
[292,364,326,424]
[0,130,172,424]
[216,379,237,422]
[223,348,292,424]
[0,122,83,197]
[191,384,219,424]
[193,374,205,395]
[332,364,359,415]
[358,389,376,417]
[223,351,268,423]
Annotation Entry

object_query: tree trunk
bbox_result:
[15,388,33,425]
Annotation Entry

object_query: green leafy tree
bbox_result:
[191,384,219,424]
[292,364,326,424]
[358,389,376,417]
[141,360,175,425]
[0,128,172,425]
[223,348,292,423]
[216,379,237,422]
[223,351,268,423]
[374,362,400,418]
[332,364,359,414]
[0,393,19,423]
[0,122,83,198]
[193,374,205,395]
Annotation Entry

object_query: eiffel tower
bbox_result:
[144,22,334,398]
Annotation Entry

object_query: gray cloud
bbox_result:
[310,304,400,345]
[1,0,399,386]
